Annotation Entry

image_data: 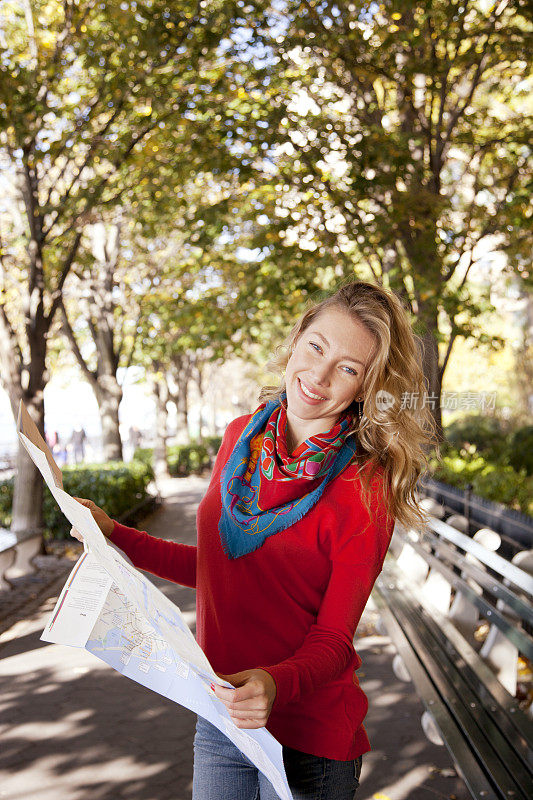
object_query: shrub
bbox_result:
[133,439,221,477]
[506,425,533,476]
[429,453,487,488]
[444,415,508,460]
[0,479,13,528]
[131,448,154,474]
[471,464,527,509]
[0,460,152,541]
[429,452,531,515]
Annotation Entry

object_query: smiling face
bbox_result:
[284,306,376,451]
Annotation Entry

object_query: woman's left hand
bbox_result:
[213,668,277,729]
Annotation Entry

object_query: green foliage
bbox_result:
[507,425,533,476]
[199,0,533,411]
[133,438,222,476]
[471,465,532,516]
[131,448,153,470]
[429,452,531,516]
[0,460,152,540]
[430,452,487,486]
[0,480,13,529]
[168,444,209,476]
[203,435,223,454]
[444,415,508,460]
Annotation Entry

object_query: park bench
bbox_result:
[371,516,533,800]
[0,529,42,591]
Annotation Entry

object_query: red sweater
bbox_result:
[109,414,395,760]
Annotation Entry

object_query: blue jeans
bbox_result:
[192,715,363,799]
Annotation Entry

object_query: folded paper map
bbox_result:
[17,400,293,800]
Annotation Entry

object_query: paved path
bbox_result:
[0,477,469,800]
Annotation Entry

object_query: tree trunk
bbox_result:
[418,311,443,443]
[152,376,170,486]
[60,220,126,462]
[169,356,192,443]
[210,386,217,436]
[11,391,45,539]
[193,359,205,444]
[94,376,123,461]
[515,283,533,419]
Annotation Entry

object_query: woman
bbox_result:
[73,280,435,800]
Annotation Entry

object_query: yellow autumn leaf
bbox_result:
[39,31,56,49]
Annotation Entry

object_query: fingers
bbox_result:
[230,719,264,729]
[225,707,267,719]
[212,685,236,702]
[213,682,260,704]
[74,497,93,507]
[70,526,84,542]
[212,684,269,728]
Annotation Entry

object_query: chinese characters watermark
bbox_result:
[398,391,497,411]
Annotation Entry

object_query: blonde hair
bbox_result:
[258,280,438,530]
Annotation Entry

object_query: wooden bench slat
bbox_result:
[420,529,533,624]
[405,537,533,660]
[372,582,504,800]
[428,519,533,594]
[383,558,533,759]
[376,559,533,800]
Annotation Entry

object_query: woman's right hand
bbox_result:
[71,497,115,541]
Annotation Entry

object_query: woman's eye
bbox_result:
[309,342,357,375]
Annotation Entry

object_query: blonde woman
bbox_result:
[74,280,435,800]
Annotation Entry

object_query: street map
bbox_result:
[17,400,293,800]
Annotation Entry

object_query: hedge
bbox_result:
[443,415,532,474]
[0,460,153,541]
[134,437,222,477]
[507,425,533,476]
[429,453,533,516]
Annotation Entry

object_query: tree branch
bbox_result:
[59,300,98,387]
[46,230,82,328]
[440,327,459,381]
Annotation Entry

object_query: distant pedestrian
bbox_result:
[46,430,58,450]
[70,426,87,464]
[129,425,142,451]
[52,433,67,466]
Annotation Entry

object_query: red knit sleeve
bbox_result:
[260,472,395,709]
[109,521,198,588]
[107,416,250,589]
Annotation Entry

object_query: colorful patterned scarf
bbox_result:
[219,390,357,559]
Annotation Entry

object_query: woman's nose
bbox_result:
[309,361,332,386]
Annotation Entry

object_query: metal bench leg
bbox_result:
[0,549,17,590]
[397,543,429,585]
[420,568,452,613]
[4,537,41,581]
[448,590,481,641]
[479,626,518,696]
[421,710,444,746]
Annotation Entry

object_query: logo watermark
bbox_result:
[399,391,497,411]
[376,390,395,411]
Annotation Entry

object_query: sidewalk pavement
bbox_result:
[0,477,470,800]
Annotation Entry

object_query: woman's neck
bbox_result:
[285,413,340,456]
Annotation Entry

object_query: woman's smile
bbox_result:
[297,378,327,403]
